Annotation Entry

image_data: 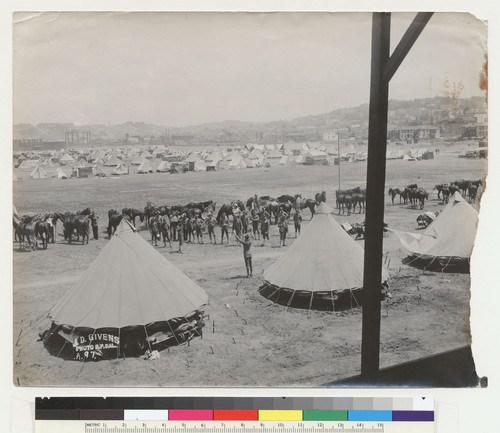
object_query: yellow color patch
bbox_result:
[258,410,303,421]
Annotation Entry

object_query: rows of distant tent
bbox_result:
[16,143,436,179]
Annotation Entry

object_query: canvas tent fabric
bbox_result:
[156,160,171,172]
[30,165,48,179]
[112,163,129,175]
[56,167,68,179]
[43,220,208,360]
[395,192,478,272]
[228,154,247,169]
[104,154,122,167]
[136,161,153,173]
[259,203,389,311]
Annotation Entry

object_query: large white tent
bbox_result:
[42,220,208,360]
[395,192,478,272]
[259,203,389,311]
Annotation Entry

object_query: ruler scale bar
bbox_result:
[36,420,434,433]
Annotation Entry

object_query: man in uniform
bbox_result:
[235,233,253,277]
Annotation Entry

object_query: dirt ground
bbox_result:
[12,144,487,387]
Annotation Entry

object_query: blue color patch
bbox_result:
[348,410,392,421]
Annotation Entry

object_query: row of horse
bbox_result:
[335,187,366,215]
[13,208,98,250]
[434,179,483,203]
[388,184,429,209]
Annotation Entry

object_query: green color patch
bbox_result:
[303,410,348,421]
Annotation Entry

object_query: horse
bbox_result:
[295,198,314,220]
[268,201,280,225]
[316,191,327,204]
[409,188,428,210]
[122,208,145,227]
[34,219,52,249]
[351,193,366,213]
[453,179,470,197]
[468,184,478,203]
[441,186,451,204]
[76,207,92,216]
[388,187,404,205]
[216,204,234,224]
[434,184,445,200]
[107,210,128,238]
[16,216,37,251]
[63,215,90,244]
[276,195,297,205]
[187,200,216,214]
[337,194,352,215]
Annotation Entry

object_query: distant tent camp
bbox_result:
[136,161,153,174]
[40,220,208,361]
[395,192,478,273]
[30,165,48,179]
[112,163,129,175]
[259,203,389,311]
[156,160,171,173]
[93,164,107,177]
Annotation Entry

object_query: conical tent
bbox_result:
[104,153,122,167]
[137,160,153,173]
[42,220,208,360]
[156,160,171,172]
[56,167,68,179]
[396,192,478,272]
[112,163,129,175]
[30,165,48,179]
[259,203,389,311]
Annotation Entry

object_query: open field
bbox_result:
[13,152,487,386]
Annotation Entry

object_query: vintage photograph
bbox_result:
[12,12,488,386]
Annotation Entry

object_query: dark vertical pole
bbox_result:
[361,12,391,379]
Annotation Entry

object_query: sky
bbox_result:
[13,12,487,127]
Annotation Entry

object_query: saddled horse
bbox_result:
[408,188,428,210]
[216,200,245,223]
[122,208,144,227]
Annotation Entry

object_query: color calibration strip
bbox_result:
[36,397,433,422]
